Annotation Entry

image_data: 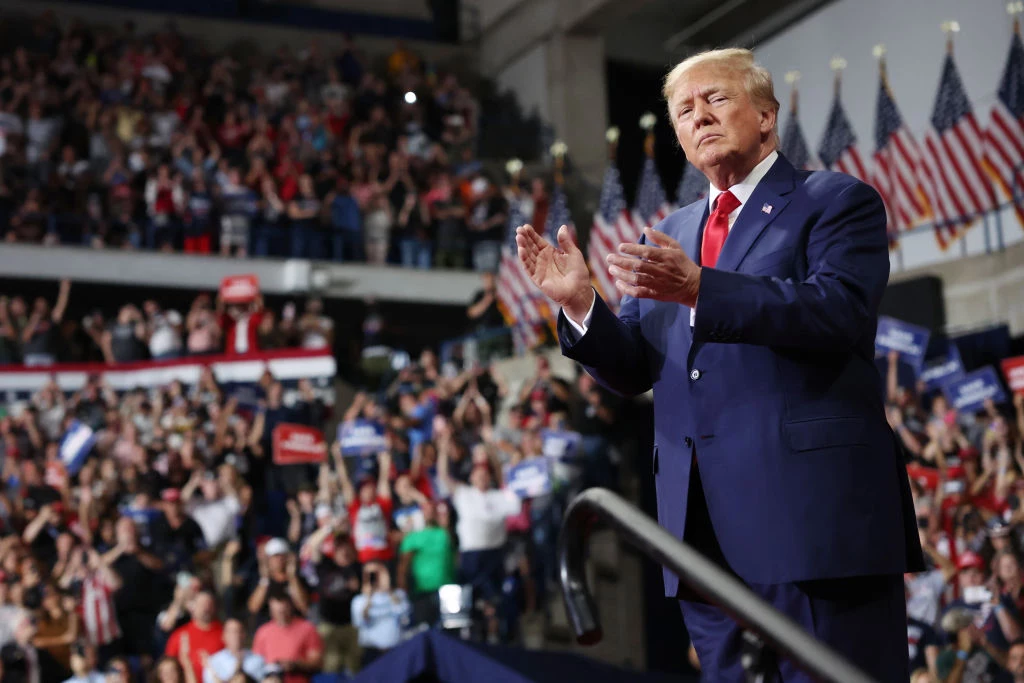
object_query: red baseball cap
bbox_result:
[956,551,986,572]
[161,488,182,503]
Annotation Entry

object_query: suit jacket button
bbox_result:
[690,369,701,381]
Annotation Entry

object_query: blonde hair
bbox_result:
[663,48,780,144]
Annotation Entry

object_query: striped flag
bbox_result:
[984,26,1024,227]
[817,92,869,181]
[920,52,996,248]
[588,164,633,309]
[871,64,931,238]
[60,420,97,475]
[497,194,542,349]
[632,157,673,231]
[676,161,707,207]
[544,183,576,243]
[780,109,813,170]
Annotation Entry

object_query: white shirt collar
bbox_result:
[707,150,779,212]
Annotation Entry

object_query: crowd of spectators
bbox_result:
[0,280,625,683]
[880,350,1024,683]
[0,280,337,367]
[0,10,538,272]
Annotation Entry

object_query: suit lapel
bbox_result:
[715,155,798,272]
[674,200,708,264]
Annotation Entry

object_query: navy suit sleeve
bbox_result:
[693,181,889,351]
[558,288,652,397]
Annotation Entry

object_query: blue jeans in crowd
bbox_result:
[291,221,322,259]
[251,222,282,257]
[332,230,364,262]
[472,240,501,273]
[147,218,179,250]
[400,238,432,268]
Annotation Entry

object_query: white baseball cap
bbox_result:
[264,538,289,557]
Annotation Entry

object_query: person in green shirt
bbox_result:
[397,501,457,627]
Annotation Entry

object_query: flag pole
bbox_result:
[784,70,800,118]
[829,55,846,99]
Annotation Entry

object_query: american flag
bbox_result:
[676,161,707,206]
[984,26,1024,227]
[871,67,931,238]
[920,52,996,248]
[588,164,633,308]
[817,92,869,180]
[632,157,674,231]
[780,110,813,170]
[497,193,542,349]
[544,183,576,243]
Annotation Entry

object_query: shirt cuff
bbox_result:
[563,295,597,336]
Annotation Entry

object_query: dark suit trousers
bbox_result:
[678,463,909,683]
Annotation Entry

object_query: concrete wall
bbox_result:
[753,0,1024,273]
[892,241,1024,337]
[497,41,552,123]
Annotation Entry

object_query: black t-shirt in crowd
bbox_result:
[468,289,502,331]
[150,515,207,574]
[316,560,361,626]
[112,552,171,614]
[108,322,146,362]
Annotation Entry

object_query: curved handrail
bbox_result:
[558,488,878,683]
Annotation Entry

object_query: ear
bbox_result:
[760,106,777,139]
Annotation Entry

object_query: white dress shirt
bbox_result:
[567,150,780,334]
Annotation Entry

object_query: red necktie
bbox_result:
[700,190,741,268]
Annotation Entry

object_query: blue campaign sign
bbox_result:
[920,340,965,392]
[60,420,97,475]
[875,316,931,372]
[942,367,1008,414]
[337,419,387,457]
[506,459,552,499]
[540,429,583,463]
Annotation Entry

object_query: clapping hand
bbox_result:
[515,224,593,321]
[607,228,702,307]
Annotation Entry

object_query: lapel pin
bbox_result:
[761,203,773,214]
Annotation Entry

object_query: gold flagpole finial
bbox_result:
[784,71,800,113]
[605,127,619,161]
[872,44,887,81]
[829,56,846,97]
[639,112,657,158]
[505,158,523,177]
[550,141,567,183]
[1008,2,1023,35]
[941,21,960,55]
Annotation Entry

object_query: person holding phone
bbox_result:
[349,563,409,669]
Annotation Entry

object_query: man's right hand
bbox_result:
[516,224,593,324]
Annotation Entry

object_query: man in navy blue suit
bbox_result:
[516,48,924,682]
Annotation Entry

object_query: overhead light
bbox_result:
[404,91,417,105]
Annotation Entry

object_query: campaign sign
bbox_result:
[875,316,931,372]
[506,459,552,499]
[942,367,1008,414]
[541,429,583,463]
[920,340,965,392]
[272,424,327,465]
[337,419,387,457]
[220,274,260,304]
[1001,356,1024,395]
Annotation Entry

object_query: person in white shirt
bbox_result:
[203,618,264,683]
[144,301,184,360]
[182,469,241,549]
[437,440,520,605]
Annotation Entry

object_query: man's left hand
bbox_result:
[607,228,701,307]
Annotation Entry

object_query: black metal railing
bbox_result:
[558,488,878,683]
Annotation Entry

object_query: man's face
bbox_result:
[191,592,215,624]
[669,63,773,179]
[223,619,244,650]
[960,567,985,589]
[269,597,292,623]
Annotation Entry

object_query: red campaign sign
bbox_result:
[220,274,260,304]
[272,424,327,466]
[1002,356,1024,395]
